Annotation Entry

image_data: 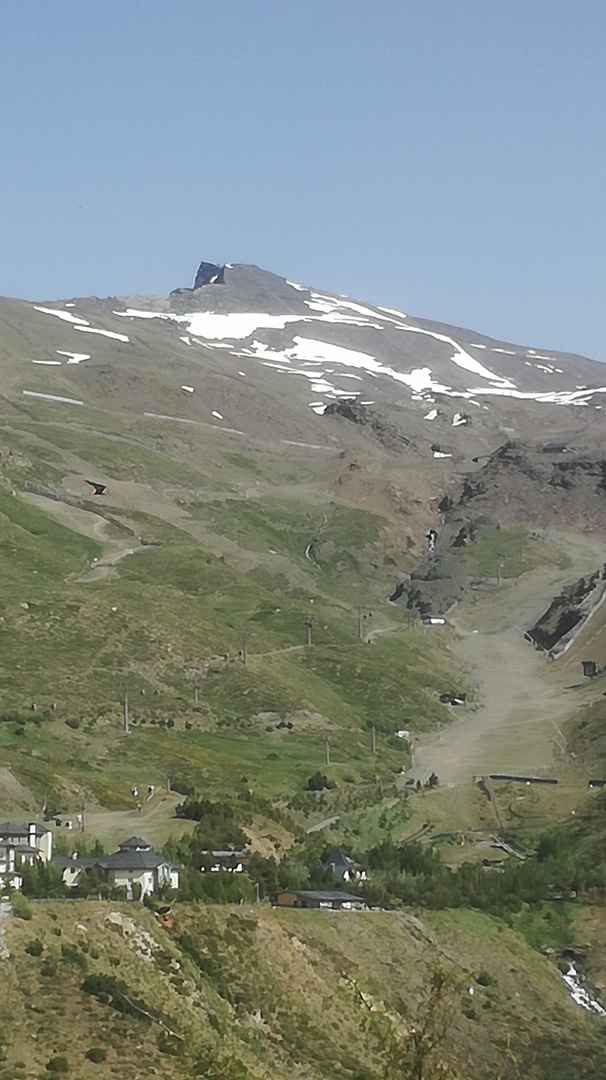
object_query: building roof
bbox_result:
[117,836,151,851]
[51,855,98,871]
[322,847,355,876]
[199,850,249,859]
[280,889,365,903]
[0,822,48,839]
[100,849,175,872]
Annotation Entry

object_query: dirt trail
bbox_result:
[83,791,195,852]
[413,530,605,787]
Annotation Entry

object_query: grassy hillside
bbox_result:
[3,298,606,1079]
[2,900,604,1080]
[0,415,460,821]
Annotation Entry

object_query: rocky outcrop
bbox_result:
[323,401,410,451]
[525,565,606,655]
[193,260,226,288]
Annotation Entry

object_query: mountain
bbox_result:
[5,261,606,438]
[2,263,606,1079]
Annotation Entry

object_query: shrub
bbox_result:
[40,959,57,978]
[157,1031,184,1057]
[61,943,87,971]
[46,1056,69,1073]
[10,892,32,920]
[307,771,332,791]
[476,969,495,987]
[25,938,43,956]
[82,973,162,1023]
[85,1048,107,1064]
[65,717,80,730]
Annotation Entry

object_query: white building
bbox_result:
[0,822,53,891]
[53,836,179,899]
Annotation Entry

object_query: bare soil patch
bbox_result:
[413,531,606,788]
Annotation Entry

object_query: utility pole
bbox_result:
[355,605,373,641]
[305,615,313,646]
[325,738,330,766]
[240,634,249,667]
[188,669,204,705]
[120,676,131,734]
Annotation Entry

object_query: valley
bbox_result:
[2,264,606,1078]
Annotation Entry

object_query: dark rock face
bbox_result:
[525,565,606,653]
[323,401,410,452]
[193,261,226,288]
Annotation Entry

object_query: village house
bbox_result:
[198,849,249,873]
[321,847,367,883]
[53,836,179,899]
[0,822,53,891]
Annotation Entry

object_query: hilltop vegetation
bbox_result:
[2,899,605,1080]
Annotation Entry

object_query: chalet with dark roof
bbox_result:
[321,847,367,883]
[53,836,179,899]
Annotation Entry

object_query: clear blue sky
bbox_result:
[1,1,605,360]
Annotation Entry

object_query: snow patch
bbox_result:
[188,311,302,339]
[34,306,89,326]
[424,409,439,420]
[56,351,91,364]
[211,410,224,420]
[74,326,129,342]
[286,280,307,291]
[32,359,61,365]
[469,384,606,405]
[396,324,517,388]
